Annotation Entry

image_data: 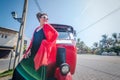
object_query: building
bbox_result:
[0,27,18,58]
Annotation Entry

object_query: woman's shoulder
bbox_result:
[34,26,42,32]
[44,23,54,30]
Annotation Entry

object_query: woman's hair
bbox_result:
[36,12,48,22]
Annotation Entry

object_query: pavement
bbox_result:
[1,54,120,80]
[0,58,14,73]
[0,55,22,80]
[73,54,120,80]
[0,58,13,80]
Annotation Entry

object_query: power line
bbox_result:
[33,0,42,12]
[77,6,120,34]
[79,0,91,16]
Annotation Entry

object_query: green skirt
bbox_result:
[12,57,47,80]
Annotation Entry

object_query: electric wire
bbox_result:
[77,6,120,34]
[33,0,42,12]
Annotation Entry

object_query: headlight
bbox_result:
[60,63,70,75]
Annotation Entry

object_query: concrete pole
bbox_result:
[13,0,28,69]
[18,0,28,63]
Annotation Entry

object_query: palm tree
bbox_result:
[102,34,107,39]
[112,33,117,46]
[76,38,88,54]
[93,42,98,48]
[112,33,120,55]
[107,38,114,47]
[101,34,108,48]
[77,38,80,43]
[93,42,99,54]
[76,38,80,48]
[117,33,120,46]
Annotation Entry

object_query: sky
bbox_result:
[0,0,120,47]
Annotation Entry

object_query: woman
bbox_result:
[12,12,58,80]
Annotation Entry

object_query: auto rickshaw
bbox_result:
[50,24,77,80]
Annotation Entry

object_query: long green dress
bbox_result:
[12,28,47,80]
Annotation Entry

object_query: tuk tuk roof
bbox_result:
[51,24,74,33]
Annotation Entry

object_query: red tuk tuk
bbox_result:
[50,24,77,80]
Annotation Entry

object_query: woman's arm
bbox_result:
[23,27,38,58]
[23,38,33,58]
[43,24,58,46]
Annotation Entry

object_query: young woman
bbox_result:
[12,12,58,80]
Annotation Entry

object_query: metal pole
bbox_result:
[13,0,28,69]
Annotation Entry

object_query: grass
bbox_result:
[0,69,13,78]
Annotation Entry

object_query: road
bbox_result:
[1,54,120,80]
[0,58,14,73]
[0,53,23,73]
[73,54,120,80]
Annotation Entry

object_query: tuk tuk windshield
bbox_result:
[57,32,74,40]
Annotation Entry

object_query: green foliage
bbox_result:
[76,38,91,54]
[0,69,13,78]
[100,46,120,55]
[111,46,120,53]
[93,33,120,55]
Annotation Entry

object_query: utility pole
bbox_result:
[13,0,28,69]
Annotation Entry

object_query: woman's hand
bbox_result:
[23,49,31,59]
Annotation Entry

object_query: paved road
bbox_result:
[0,58,14,73]
[73,54,120,80]
[1,54,120,80]
[0,54,22,73]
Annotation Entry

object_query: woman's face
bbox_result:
[39,15,48,24]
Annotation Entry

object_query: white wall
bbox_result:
[0,31,18,47]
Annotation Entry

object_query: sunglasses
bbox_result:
[40,15,48,20]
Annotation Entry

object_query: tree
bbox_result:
[77,38,80,43]
[92,42,99,54]
[93,33,120,56]
[112,33,117,46]
[100,34,108,48]
[107,38,113,45]
[76,38,90,54]
[93,42,98,48]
